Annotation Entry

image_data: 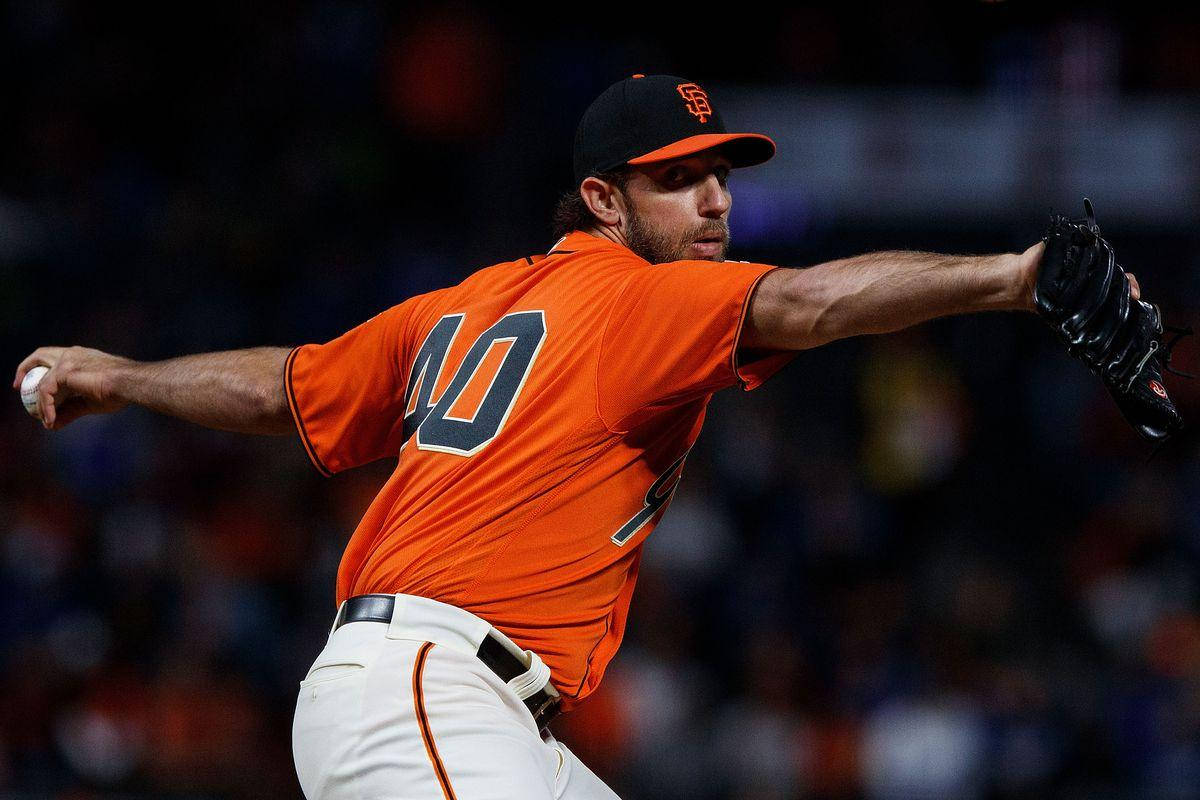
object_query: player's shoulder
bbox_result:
[535,232,652,286]
[549,231,645,265]
[401,233,656,331]
[459,233,642,289]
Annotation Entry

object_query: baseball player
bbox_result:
[13,75,1178,799]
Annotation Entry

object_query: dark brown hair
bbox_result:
[550,169,631,240]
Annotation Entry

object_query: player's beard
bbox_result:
[625,203,730,264]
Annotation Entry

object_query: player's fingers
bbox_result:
[37,371,70,430]
[14,347,53,386]
[1127,272,1141,301]
[13,347,64,389]
[37,371,57,428]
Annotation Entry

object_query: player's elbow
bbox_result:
[253,381,293,435]
[239,349,292,435]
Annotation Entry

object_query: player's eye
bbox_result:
[664,167,688,185]
[714,167,730,186]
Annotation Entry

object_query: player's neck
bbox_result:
[583,224,631,251]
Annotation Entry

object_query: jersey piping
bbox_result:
[285,345,332,477]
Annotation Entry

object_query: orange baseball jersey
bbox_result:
[285,230,796,708]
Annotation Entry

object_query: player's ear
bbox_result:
[580,177,625,227]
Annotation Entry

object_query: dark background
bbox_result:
[3,2,1199,798]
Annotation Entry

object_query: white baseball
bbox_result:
[20,365,50,418]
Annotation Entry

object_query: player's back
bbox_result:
[285,231,787,703]
[349,240,646,605]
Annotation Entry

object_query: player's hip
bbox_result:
[291,593,565,799]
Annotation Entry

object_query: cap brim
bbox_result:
[626,133,776,169]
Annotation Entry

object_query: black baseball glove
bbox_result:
[1034,199,1191,442]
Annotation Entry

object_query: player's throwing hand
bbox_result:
[13,346,131,429]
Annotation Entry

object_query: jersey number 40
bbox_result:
[400,311,547,456]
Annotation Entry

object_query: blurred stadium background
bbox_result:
[3,2,1200,798]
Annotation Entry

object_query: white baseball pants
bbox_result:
[292,594,620,799]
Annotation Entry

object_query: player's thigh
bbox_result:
[293,629,446,800]
[418,645,562,799]
[418,648,623,799]
[295,636,563,800]
[293,632,621,800]
[291,640,381,800]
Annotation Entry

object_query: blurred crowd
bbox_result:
[2,3,1199,798]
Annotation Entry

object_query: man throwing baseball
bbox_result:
[12,75,1181,799]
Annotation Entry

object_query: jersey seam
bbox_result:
[284,345,333,477]
[571,612,611,698]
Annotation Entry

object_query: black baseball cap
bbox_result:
[573,74,775,185]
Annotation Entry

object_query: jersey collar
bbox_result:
[551,230,632,256]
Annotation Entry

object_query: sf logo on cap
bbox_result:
[676,83,712,123]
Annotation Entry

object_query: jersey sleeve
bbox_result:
[285,302,414,475]
[596,260,796,430]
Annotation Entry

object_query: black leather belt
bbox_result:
[334,594,561,730]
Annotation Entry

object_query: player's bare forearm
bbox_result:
[118,348,293,434]
[13,345,293,434]
[743,242,1049,351]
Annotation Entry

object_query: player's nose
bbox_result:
[697,174,730,218]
